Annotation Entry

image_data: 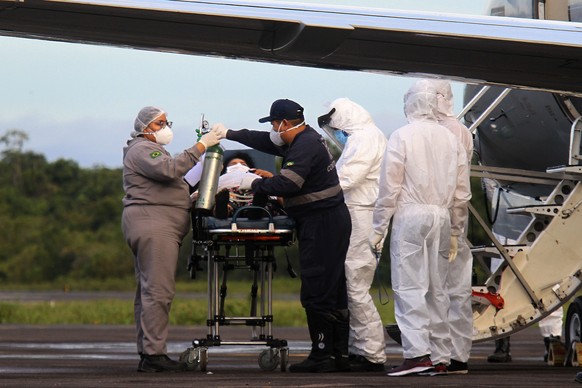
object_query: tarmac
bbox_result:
[0,323,580,387]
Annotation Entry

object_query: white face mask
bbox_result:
[269,127,285,146]
[152,126,173,145]
[226,163,250,174]
[269,120,304,146]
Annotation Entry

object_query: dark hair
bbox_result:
[287,118,304,126]
[221,152,255,174]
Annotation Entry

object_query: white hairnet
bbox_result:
[328,97,374,135]
[403,79,439,123]
[132,106,165,138]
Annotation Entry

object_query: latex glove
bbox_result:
[211,123,229,140]
[448,236,458,262]
[198,127,221,149]
[239,173,260,191]
[369,232,384,254]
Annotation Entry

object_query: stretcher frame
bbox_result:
[181,206,296,372]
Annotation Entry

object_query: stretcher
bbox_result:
[181,205,296,372]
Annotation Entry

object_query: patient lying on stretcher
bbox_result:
[212,153,285,219]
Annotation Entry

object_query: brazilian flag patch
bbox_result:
[285,161,295,167]
[150,151,162,159]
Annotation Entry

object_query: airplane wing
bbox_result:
[1,0,582,95]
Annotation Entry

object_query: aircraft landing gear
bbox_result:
[564,296,582,366]
[566,297,582,344]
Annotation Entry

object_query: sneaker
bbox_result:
[289,355,338,373]
[335,354,351,372]
[349,355,385,372]
[138,354,188,372]
[387,355,433,377]
[575,371,582,383]
[418,362,447,376]
[431,363,448,376]
[447,359,468,375]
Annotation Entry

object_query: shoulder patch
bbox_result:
[150,151,162,159]
[285,161,295,167]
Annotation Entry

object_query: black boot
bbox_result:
[290,309,337,373]
[487,336,512,362]
[332,309,350,372]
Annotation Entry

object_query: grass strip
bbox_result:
[0,298,396,326]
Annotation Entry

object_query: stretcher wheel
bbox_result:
[280,347,289,372]
[179,347,200,371]
[199,348,208,372]
[258,348,280,371]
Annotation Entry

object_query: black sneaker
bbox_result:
[447,359,468,375]
[138,354,188,372]
[349,355,385,372]
[335,354,351,372]
[575,371,582,383]
[387,355,433,377]
[289,355,338,373]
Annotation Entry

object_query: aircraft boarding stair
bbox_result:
[469,113,582,348]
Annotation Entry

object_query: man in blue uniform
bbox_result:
[212,99,352,373]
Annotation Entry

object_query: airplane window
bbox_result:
[570,0,582,21]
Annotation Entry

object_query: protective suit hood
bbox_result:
[422,79,474,161]
[403,79,439,123]
[332,97,388,207]
[426,79,456,119]
[328,98,375,135]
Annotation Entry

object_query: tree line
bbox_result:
[0,129,301,285]
[0,129,488,286]
[0,130,134,283]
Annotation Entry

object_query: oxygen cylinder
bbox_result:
[195,137,224,212]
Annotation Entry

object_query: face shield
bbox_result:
[317,108,345,150]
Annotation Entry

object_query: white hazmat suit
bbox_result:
[371,80,471,364]
[328,98,388,365]
[432,79,474,364]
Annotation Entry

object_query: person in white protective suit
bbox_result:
[431,79,474,374]
[318,98,388,372]
[369,79,472,377]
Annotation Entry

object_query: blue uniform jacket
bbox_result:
[227,126,344,218]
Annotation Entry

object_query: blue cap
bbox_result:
[258,99,304,123]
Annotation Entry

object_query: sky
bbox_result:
[0,0,489,168]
